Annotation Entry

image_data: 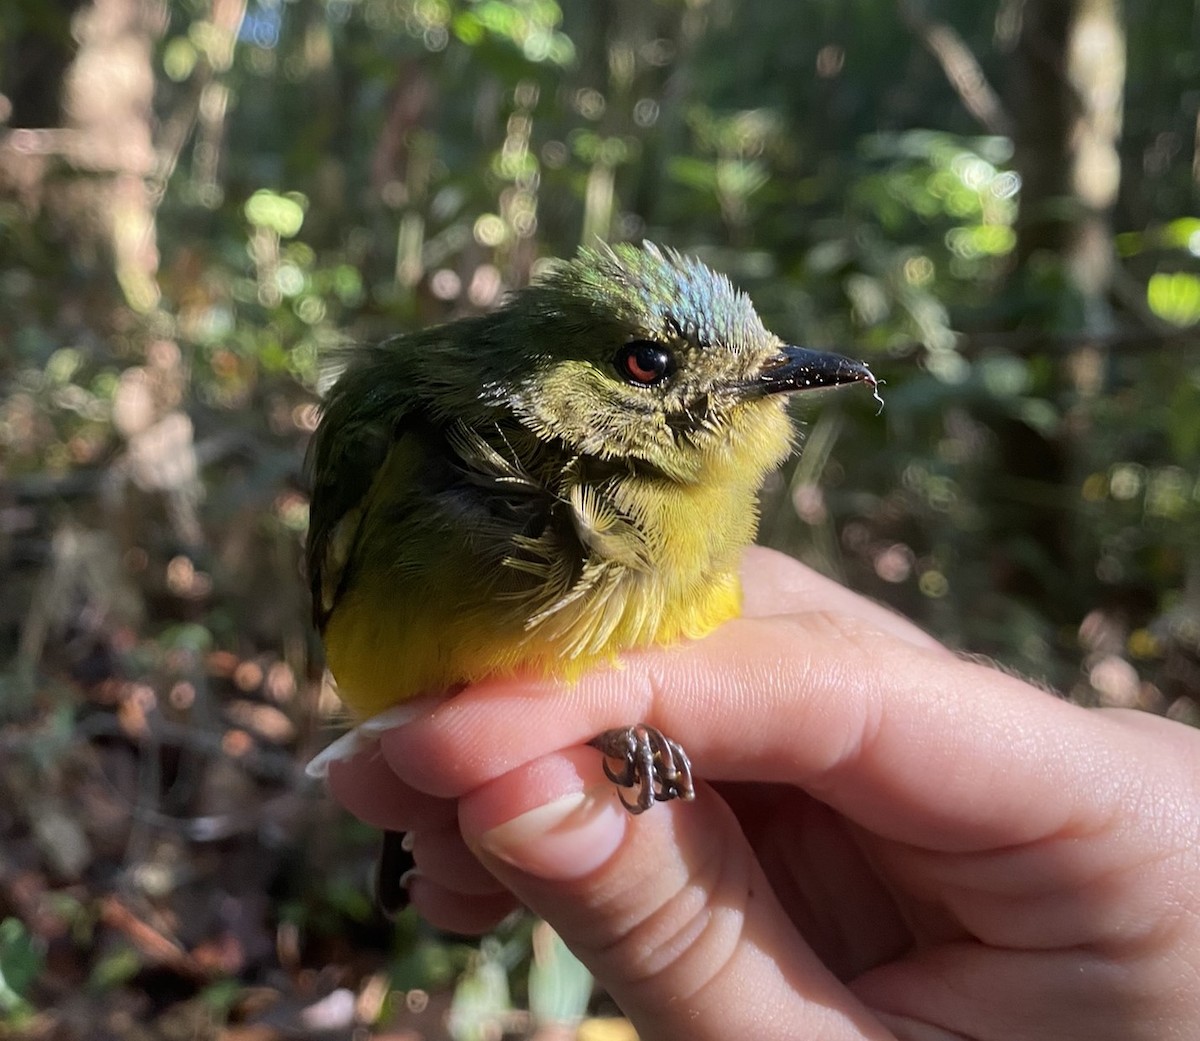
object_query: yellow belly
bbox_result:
[323,563,742,718]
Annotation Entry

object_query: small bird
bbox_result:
[306,243,878,908]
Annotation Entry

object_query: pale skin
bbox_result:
[327,547,1200,1041]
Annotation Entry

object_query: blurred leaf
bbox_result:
[244,190,308,238]
[447,941,512,1041]
[88,945,142,993]
[0,918,43,1020]
[1162,217,1200,251]
[528,921,592,1028]
[1146,272,1200,326]
[159,623,215,654]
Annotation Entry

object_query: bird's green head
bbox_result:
[488,242,879,482]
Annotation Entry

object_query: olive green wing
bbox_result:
[306,358,648,643]
[306,368,563,635]
[305,406,398,633]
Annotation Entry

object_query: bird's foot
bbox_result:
[588,724,695,815]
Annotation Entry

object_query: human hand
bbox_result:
[327,547,1200,1040]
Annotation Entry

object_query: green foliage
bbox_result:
[1146,272,1200,326]
[447,939,514,1041]
[87,946,143,993]
[527,921,593,1028]
[0,918,43,1024]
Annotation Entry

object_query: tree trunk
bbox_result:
[0,0,165,312]
[1010,0,1125,336]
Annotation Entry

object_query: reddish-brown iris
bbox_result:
[616,340,673,386]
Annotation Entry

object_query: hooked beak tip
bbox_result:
[756,345,885,413]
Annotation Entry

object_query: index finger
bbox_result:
[379,606,1128,856]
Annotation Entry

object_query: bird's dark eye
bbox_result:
[616,340,673,386]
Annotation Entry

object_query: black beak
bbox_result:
[752,345,881,402]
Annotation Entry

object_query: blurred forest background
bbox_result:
[1,0,1198,1037]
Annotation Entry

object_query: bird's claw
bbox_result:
[588,724,695,815]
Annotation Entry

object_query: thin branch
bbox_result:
[897,0,1014,137]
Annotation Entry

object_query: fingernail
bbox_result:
[478,787,626,881]
[360,702,430,733]
[305,703,429,779]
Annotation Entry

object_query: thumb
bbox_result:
[458,747,887,1041]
